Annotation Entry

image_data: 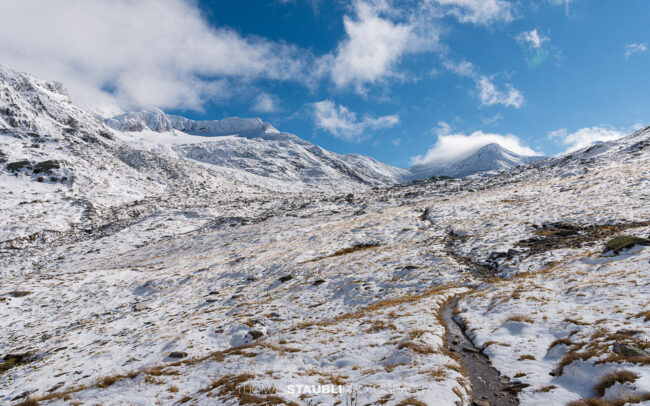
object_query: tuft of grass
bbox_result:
[397,341,436,355]
[397,397,427,406]
[548,337,573,352]
[518,354,536,361]
[504,314,535,324]
[301,243,380,263]
[536,385,557,393]
[15,399,39,406]
[594,370,640,397]
[169,386,179,393]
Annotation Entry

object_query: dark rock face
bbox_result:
[6,160,32,172]
[168,351,188,359]
[33,160,61,174]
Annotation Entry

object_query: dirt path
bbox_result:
[442,297,520,406]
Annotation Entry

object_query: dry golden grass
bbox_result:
[397,397,427,406]
[594,370,640,397]
[518,354,536,361]
[535,385,557,393]
[397,341,436,355]
[300,243,380,263]
[504,314,534,324]
[548,337,573,352]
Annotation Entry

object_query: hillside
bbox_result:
[1,66,650,406]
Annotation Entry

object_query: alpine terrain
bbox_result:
[1,66,649,406]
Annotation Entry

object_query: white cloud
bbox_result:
[330,1,418,91]
[516,29,549,50]
[547,0,573,14]
[549,126,626,155]
[624,43,648,59]
[432,0,514,25]
[442,59,524,108]
[252,93,279,113]
[411,128,539,166]
[390,137,402,146]
[442,60,478,77]
[311,100,399,142]
[0,0,308,111]
[476,76,524,108]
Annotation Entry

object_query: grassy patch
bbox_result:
[594,370,639,397]
[504,314,534,324]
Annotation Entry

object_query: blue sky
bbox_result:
[1,0,648,167]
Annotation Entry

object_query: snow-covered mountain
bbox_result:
[3,64,650,406]
[104,109,409,191]
[409,143,546,179]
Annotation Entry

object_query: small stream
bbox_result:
[441,297,520,406]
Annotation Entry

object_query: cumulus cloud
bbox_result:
[515,29,554,68]
[411,126,539,166]
[311,100,399,142]
[330,1,421,92]
[624,43,648,59]
[549,126,626,155]
[516,29,549,50]
[252,93,279,113]
[0,0,308,111]
[329,0,515,93]
[442,59,524,108]
[432,0,514,25]
[476,76,524,108]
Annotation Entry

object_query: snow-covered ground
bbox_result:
[1,65,649,405]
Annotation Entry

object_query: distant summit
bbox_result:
[409,143,546,179]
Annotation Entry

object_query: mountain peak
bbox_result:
[409,143,546,179]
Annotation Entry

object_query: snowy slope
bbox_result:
[0,66,265,241]
[105,109,409,191]
[410,143,546,179]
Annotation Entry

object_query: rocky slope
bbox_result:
[2,66,650,406]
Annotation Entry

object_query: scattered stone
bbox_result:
[12,390,37,401]
[312,279,325,286]
[504,382,531,394]
[208,291,219,295]
[33,160,61,174]
[6,160,32,172]
[605,236,650,254]
[8,291,31,297]
[278,275,293,283]
[612,343,650,358]
[473,401,490,406]
[463,347,480,354]
[206,297,219,303]
[247,330,264,340]
[47,382,65,393]
[133,303,147,312]
[168,351,188,359]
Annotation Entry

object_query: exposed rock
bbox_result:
[612,343,650,358]
[8,291,31,297]
[278,275,293,283]
[6,160,32,172]
[168,351,188,359]
[247,330,264,340]
[133,303,147,312]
